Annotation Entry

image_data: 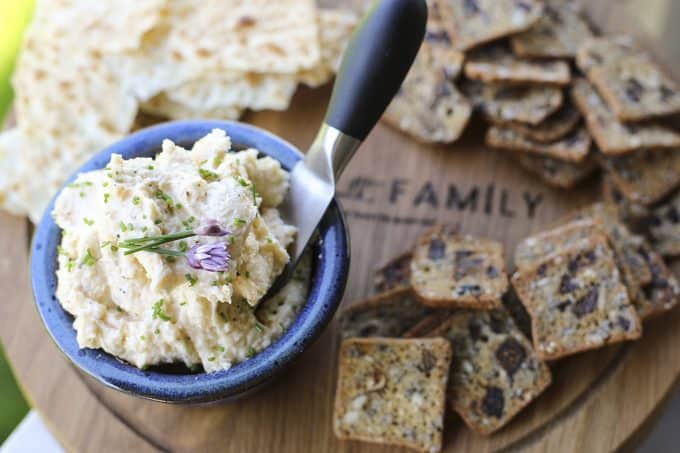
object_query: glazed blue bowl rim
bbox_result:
[30,120,350,403]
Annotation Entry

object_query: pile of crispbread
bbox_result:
[0,0,357,222]
[335,203,679,451]
[383,0,680,260]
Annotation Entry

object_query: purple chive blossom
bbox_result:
[186,242,230,272]
[194,219,230,237]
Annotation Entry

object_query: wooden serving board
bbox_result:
[1,1,680,452]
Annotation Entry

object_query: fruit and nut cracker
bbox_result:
[410,226,507,309]
[558,203,654,306]
[512,235,642,360]
[428,309,551,435]
[338,291,433,339]
[571,78,680,155]
[598,149,680,206]
[645,191,680,257]
[510,0,594,58]
[383,23,470,144]
[464,43,571,85]
[374,252,413,295]
[437,0,543,51]
[577,36,680,121]
[517,154,598,189]
[487,126,591,163]
[334,338,452,452]
[502,103,581,144]
[462,80,564,125]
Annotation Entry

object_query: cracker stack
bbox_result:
[336,212,677,449]
[0,0,358,222]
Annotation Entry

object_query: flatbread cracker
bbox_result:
[504,104,581,143]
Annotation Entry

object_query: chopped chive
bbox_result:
[103,193,110,203]
[152,299,171,321]
[178,240,188,252]
[216,345,225,352]
[120,221,128,232]
[83,217,94,226]
[233,218,246,227]
[208,356,216,362]
[66,260,75,272]
[254,322,265,333]
[246,347,257,358]
[185,273,198,286]
[199,168,219,181]
[132,196,141,205]
[155,190,174,207]
[80,248,97,267]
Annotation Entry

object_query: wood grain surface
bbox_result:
[1,1,679,452]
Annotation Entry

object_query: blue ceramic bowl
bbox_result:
[31,120,350,404]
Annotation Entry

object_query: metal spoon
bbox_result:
[275,0,427,291]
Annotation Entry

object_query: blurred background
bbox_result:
[1,0,680,451]
[0,0,34,445]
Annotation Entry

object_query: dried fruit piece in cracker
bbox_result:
[410,226,507,309]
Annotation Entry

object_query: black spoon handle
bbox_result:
[323,0,428,141]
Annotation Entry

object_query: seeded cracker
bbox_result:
[334,338,452,452]
[512,235,642,360]
[577,37,680,121]
[502,103,581,144]
[338,292,433,339]
[383,22,470,144]
[428,309,551,435]
[517,154,598,189]
[598,149,680,206]
[645,191,680,257]
[410,226,507,309]
[487,126,591,163]
[571,78,680,155]
[374,252,413,295]
[437,0,543,51]
[510,0,594,58]
[464,43,571,85]
[462,80,563,125]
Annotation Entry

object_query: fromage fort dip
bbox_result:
[53,129,309,372]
